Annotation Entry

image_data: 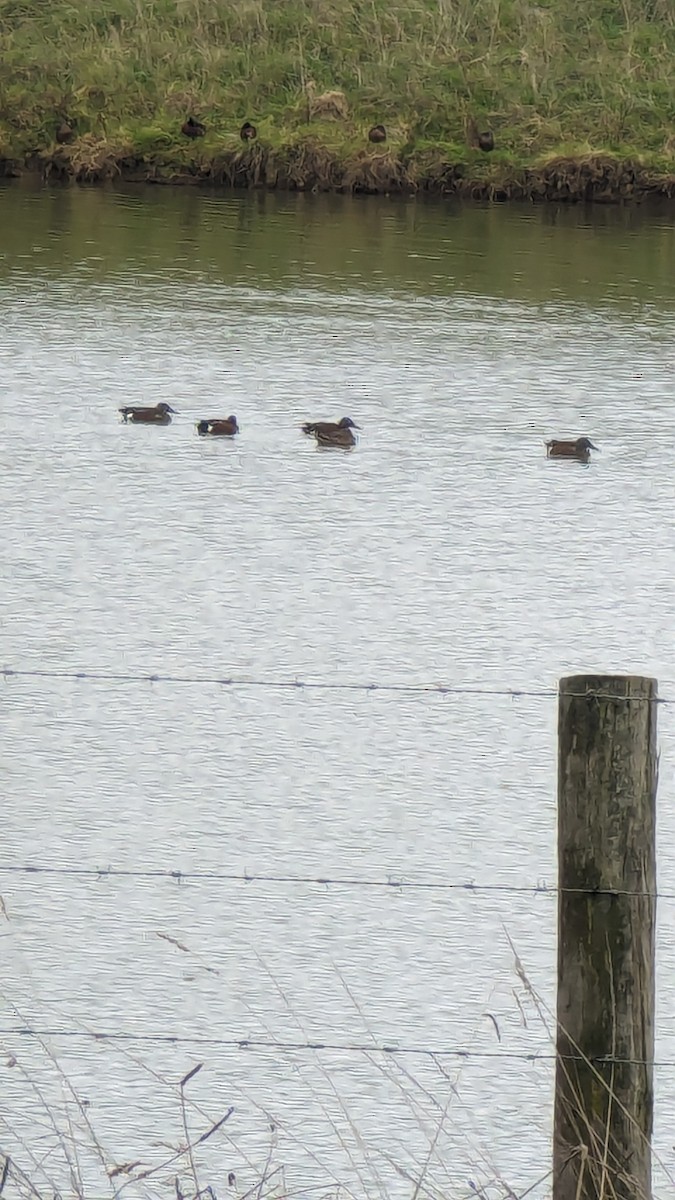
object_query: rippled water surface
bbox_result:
[2,185,675,1199]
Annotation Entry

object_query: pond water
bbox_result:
[1,184,675,1200]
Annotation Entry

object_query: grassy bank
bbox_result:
[0,0,674,199]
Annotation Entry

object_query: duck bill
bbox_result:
[589,442,599,451]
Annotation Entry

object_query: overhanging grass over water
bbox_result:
[0,0,674,197]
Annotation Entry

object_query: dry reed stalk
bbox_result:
[505,928,669,1200]
[248,951,389,1200]
[598,937,618,1200]
[1,1002,237,1200]
[329,962,496,1196]
[180,1062,204,1197]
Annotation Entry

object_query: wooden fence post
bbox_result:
[554,674,658,1200]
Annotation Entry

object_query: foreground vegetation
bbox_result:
[0,0,674,198]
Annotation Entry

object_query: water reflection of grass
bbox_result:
[0,0,673,193]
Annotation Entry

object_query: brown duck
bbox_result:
[302,416,360,448]
[240,122,257,141]
[56,121,74,144]
[368,125,387,144]
[546,437,599,461]
[467,117,494,153]
[196,416,239,436]
[119,402,177,425]
[181,117,205,139]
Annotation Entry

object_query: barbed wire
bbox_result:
[0,1025,673,1067]
[0,665,667,702]
[0,862,670,898]
[0,666,554,697]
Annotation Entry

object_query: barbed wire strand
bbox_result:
[0,666,667,703]
[0,1026,674,1067]
[0,862,671,899]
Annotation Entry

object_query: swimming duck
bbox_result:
[119,402,177,424]
[546,437,599,461]
[368,125,387,144]
[196,416,239,436]
[240,122,257,141]
[315,425,358,448]
[302,417,360,448]
[181,117,205,139]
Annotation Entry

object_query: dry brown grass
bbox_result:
[306,82,350,122]
[342,149,414,194]
[42,133,136,182]
[22,136,675,201]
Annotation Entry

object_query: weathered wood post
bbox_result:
[554,674,658,1200]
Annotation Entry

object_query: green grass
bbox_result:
[0,0,674,175]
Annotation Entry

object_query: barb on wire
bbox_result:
[1,665,668,703]
[0,1025,673,1067]
[0,862,671,899]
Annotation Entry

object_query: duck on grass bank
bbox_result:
[466,117,495,153]
[546,437,599,461]
[368,125,387,144]
[302,416,360,448]
[119,402,177,425]
[55,120,74,144]
[196,416,239,437]
[240,122,257,141]
[181,116,205,139]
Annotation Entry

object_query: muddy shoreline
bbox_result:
[2,140,675,203]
